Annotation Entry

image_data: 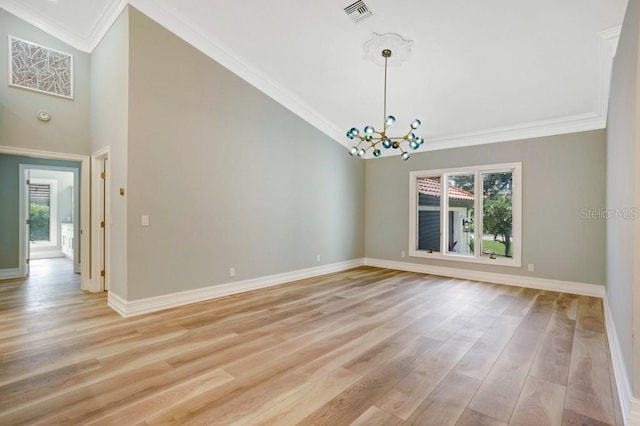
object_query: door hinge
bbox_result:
[100,221,105,228]
[101,172,105,179]
[26,258,30,264]
[100,270,105,277]
[26,179,30,185]
[26,219,30,225]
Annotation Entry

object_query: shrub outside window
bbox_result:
[409,163,522,267]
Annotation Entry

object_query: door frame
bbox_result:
[91,147,110,292]
[1,146,91,291]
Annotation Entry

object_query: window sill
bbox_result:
[409,249,521,268]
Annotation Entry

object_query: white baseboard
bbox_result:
[630,399,640,425]
[107,291,128,317]
[0,268,21,280]
[364,258,605,298]
[604,297,633,425]
[107,258,365,317]
[30,250,65,260]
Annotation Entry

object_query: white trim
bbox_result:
[0,3,619,152]
[630,400,640,425]
[365,112,605,159]
[409,162,522,268]
[0,269,20,280]
[364,258,605,298]
[28,177,58,246]
[0,145,91,291]
[0,0,127,52]
[106,291,128,317]
[85,0,129,52]
[595,27,621,121]
[90,147,110,293]
[603,296,633,425]
[108,258,365,317]
[29,250,64,260]
[0,146,87,162]
[365,28,619,159]
[129,0,344,145]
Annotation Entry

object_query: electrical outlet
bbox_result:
[316,255,321,263]
[229,267,235,277]
[401,251,406,258]
[527,264,534,272]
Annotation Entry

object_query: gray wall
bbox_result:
[365,130,606,285]
[0,8,90,155]
[90,8,130,299]
[606,0,640,395]
[125,8,365,300]
[0,154,80,269]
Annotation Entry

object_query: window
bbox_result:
[29,178,58,246]
[29,183,51,241]
[409,162,521,267]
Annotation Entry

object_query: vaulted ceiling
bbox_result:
[0,0,628,153]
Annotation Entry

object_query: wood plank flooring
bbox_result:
[0,260,622,425]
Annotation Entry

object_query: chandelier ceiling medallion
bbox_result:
[347,33,424,161]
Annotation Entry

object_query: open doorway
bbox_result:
[21,165,80,282]
[0,149,91,292]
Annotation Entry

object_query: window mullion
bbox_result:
[441,174,448,254]
[475,171,482,259]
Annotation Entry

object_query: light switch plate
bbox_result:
[141,215,149,226]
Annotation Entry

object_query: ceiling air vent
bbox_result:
[344,1,373,24]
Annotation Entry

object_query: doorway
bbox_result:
[20,164,80,281]
[0,148,91,291]
[91,148,110,292]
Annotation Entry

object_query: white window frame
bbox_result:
[29,178,58,247]
[409,162,522,267]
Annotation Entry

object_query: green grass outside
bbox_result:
[482,239,512,257]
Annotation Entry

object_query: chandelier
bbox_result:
[347,35,423,161]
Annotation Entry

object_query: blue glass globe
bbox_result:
[364,125,375,135]
[402,152,410,161]
[349,146,358,156]
[373,149,381,157]
[409,140,419,150]
[382,139,392,149]
[385,115,396,127]
[358,148,366,157]
[410,119,422,129]
[415,136,424,145]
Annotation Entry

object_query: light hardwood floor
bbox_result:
[0,260,623,425]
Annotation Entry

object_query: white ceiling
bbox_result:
[1,0,628,154]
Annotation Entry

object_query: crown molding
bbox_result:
[363,111,605,159]
[1,2,620,154]
[85,0,129,52]
[129,0,345,146]
[0,0,126,52]
[595,26,621,118]
[358,27,621,160]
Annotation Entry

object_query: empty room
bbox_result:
[0,0,639,424]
